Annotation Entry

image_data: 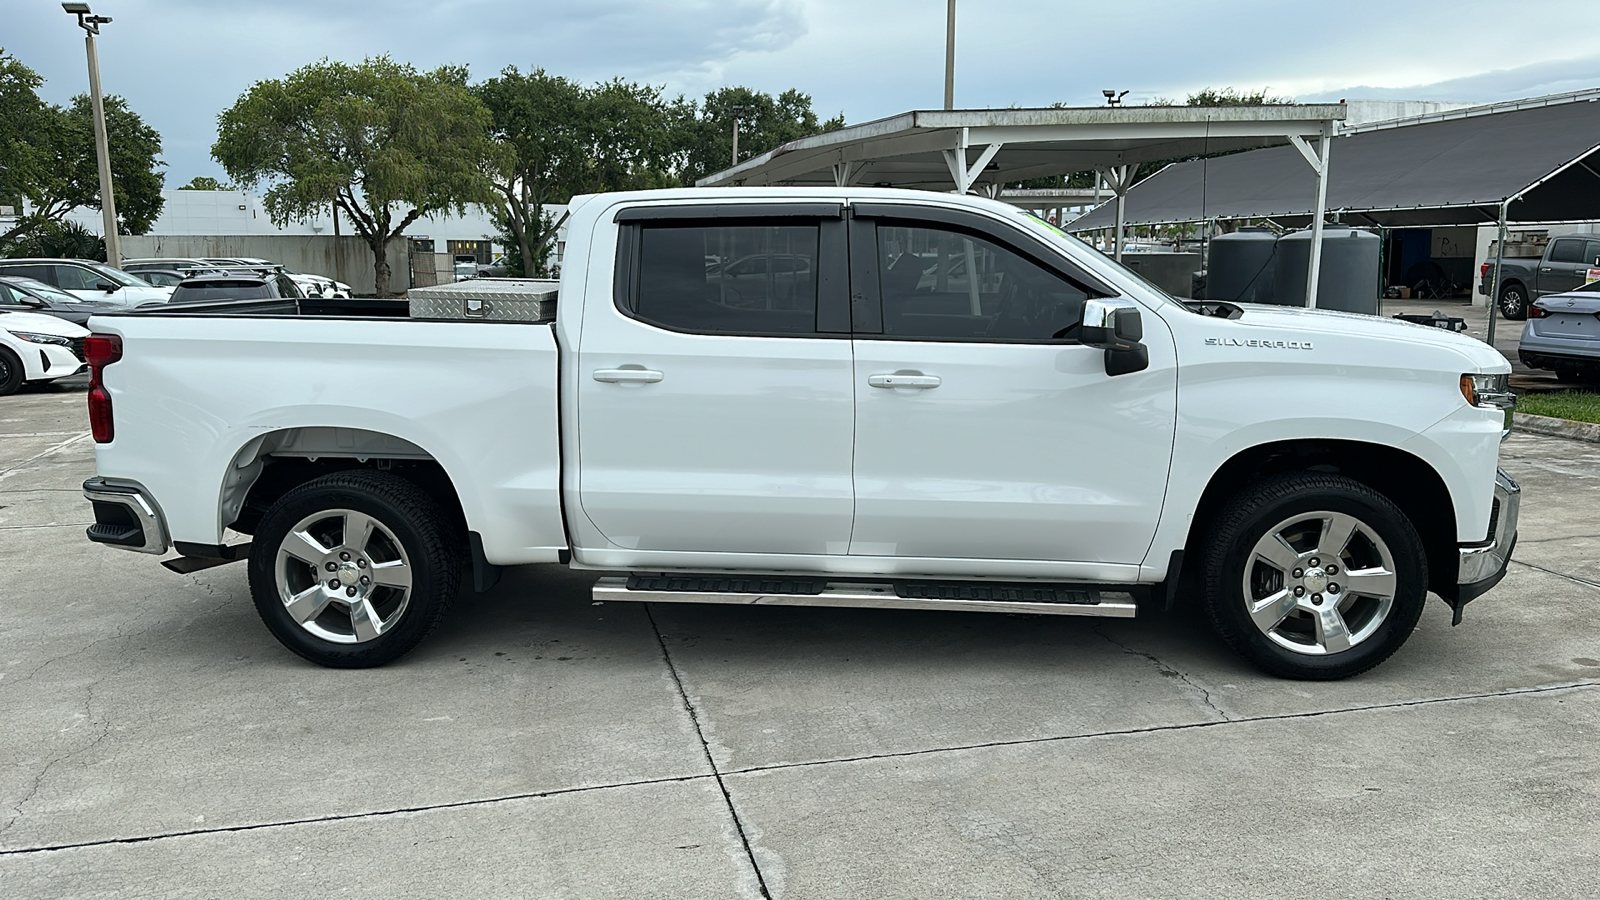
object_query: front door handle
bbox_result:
[868,372,941,389]
[593,367,663,384]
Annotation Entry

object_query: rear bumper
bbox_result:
[1447,468,1520,620]
[82,477,170,555]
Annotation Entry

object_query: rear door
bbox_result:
[845,205,1177,568]
[574,203,857,558]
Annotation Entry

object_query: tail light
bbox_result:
[1526,304,1548,319]
[1480,263,1491,279]
[84,334,122,443]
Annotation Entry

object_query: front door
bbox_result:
[1537,238,1600,297]
[575,206,856,558]
[847,212,1177,567]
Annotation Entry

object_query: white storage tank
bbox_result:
[1272,225,1382,314]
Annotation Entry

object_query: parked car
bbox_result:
[1480,235,1600,319]
[0,258,172,308]
[1517,282,1600,382]
[80,187,1518,680]
[128,269,192,289]
[197,258,352,299]
[0,275,121,326]
[0,307,89,396]
[166,272,305,304]
[453,255,480,281]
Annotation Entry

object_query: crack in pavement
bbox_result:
[1511,558,1600,591]
[4,680,1592,858]
[645,606,773,900]
[1092,623,1232,720]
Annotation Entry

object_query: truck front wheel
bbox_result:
[247,470,465,668]
[1200,473,1428,680]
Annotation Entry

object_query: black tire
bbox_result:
[248,470,466,668]
[1497,283,1528,320]
[0,347,23,396]
[1200,473,1428,680]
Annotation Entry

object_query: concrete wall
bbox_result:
[120,235,409,295]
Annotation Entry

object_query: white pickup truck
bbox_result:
[80,188,1520,680]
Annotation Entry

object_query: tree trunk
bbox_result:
[371,236,391,298]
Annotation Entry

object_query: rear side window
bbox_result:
[1549,239,1586,264]
[0,264,51,283]
[275,274,302,297]
[627,222,821,336]
[171,282,272,303]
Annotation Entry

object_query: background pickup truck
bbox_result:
[81,188,1519,680]
[1481,233,1600,320]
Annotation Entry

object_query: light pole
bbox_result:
[62,2,121,268]
[944,0,955,110]
[730,105,748,168]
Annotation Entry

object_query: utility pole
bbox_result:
[944,0,956,110]
[730,105,748,167]
[63,3,121,267]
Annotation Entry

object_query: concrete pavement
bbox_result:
[1,382,1597,898]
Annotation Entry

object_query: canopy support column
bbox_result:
[1098,164,1134,262]
[942,130,1004,194]
[1289,125,1333,308]
[1486,199,1509,345]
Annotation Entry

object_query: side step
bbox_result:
[592,576,1137,618]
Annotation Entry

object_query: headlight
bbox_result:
[1461,372,1516,410]
[9,331,73,346]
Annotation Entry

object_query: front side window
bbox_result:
[140,271,182,287]
[1585,240,1600,267]
[52,265,105,291]
[873,223,1089,341]
[630,222,820,336]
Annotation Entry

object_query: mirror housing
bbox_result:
[19,296,47,309]
[97,282,118,293]
[1079,297,1149,376]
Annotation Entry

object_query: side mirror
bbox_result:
[1079,297,1150,376]
[97,282,118,293]
[19,296,47,309]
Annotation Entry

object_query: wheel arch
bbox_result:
[220,427,468,539]
[1185,438,1458,597]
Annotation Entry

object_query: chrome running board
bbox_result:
[591,576,1137,618]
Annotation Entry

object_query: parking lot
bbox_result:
[1,379,1597,898]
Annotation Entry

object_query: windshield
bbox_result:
[1014,211,1195,313]
[88,263,155,288]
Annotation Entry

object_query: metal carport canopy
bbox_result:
[1066,91,1600,230]
[697,105,1346,194]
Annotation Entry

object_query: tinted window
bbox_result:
[0,284,20,306]
[140,272,182,287]
[275,274,302,297]
[1549,239,1586,264]
[631,223,819,335]
[51,264,109,291]
[874,223,1089,341]
[1585,240,1600,266]
[0,264,54,284]
[170,282,272,303]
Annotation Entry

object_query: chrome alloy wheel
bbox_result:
[275,508,413,644]
[1242,511,1397,656]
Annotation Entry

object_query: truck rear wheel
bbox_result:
[1497,283,1528,320]
[247,470,465,668]
[1200,473,1427,680]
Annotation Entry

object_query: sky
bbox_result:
[8,0,1600,185]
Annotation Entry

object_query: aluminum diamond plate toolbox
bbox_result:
[407,278,559,322]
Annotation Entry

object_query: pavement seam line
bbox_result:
[0,431,90,478]
[644,605,774,900]
[718,680,1600,778]
[0,773,719,857]
[1510,558,1600,591]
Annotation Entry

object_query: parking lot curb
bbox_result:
[1512,412,1600,444]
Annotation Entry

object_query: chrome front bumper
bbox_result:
[83,477,170,555]
[1451,467,1520,618]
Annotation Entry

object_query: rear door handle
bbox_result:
[868,372,941,389]
[593,367,663,384]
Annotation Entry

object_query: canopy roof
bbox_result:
[697,105,1346,193]
[1068,91,1600,230]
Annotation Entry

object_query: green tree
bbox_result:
[475,69,676,277]
[178,176,233,191]
[670,87,845,186]
[0,49,165,244]
[213,56,503,296]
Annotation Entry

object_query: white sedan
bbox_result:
[0,310,91,396]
